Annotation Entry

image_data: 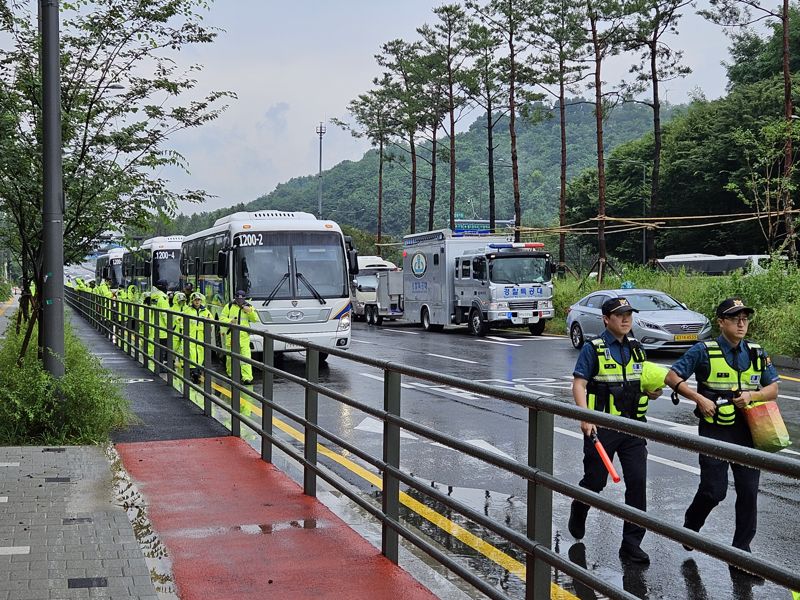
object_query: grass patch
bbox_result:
[0,280,11,302]
[0,314,134,444]
[549,263,800,357]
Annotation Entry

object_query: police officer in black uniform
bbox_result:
[665,297,779,556]
[569,297,662,565]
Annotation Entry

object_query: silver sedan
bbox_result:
[566,288,712,351]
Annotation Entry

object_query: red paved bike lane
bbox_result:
[117,436,438,600]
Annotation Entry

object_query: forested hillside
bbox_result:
[169,99,677,238]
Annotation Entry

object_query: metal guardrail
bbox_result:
[65,288,800,599]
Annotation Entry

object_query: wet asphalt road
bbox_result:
[227,320,800,600]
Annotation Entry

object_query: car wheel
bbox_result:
[468,308,487,337]
[570,322,584,349]
[375,312,383,326]
[421,307,431,331]
[528,320,546,336]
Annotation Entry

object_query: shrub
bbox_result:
[0,315,133,444]
[0,279,11,302]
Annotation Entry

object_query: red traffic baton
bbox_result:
[590,431,621,483]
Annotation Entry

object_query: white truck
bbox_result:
[350,255,398,322]
[366,229,556,336]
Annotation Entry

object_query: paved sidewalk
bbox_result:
[0,445,158,600]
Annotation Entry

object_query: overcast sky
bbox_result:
[163,1,739,215]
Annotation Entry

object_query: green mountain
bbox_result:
[170,99,677,237]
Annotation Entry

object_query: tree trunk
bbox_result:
[378,140,384,247]
[559,60,568,268]
[508,34,522,243]
[448,71,457,231]
[429,126,438,230]
[487,102,497,231]
[648,37,661,265]
[410,131,418,234]
[782,0,795,259]
[591,13,607,272]
[17,297,39,366]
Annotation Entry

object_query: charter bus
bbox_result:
[95,247,124,291]
[122,235,185,294]
[180,211,358,361]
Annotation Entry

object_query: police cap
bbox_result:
[602,297,638,316]
[716,297,755,318]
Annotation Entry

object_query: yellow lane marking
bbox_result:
[781,374,800,383]
[209,381,578,598]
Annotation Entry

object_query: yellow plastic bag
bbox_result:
[641,361,668,393]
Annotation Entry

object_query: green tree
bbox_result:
[0,0,232,356]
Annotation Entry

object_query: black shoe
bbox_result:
[619,543,650,565]
[728,564,765,585]
[682,520,700,551]
[242,379,253,385]
[568,502,588,540]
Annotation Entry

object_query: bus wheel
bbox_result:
[375,313,383,326]
[319,352,329,363]
[528,320,546,336]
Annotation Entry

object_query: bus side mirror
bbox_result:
[217,251,228,277]
[348,249,359,275]
[143,262,151,278]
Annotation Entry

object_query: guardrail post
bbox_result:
[382,369,401,563]
[182,313,191,400]
[203,320,213,417]
[304,348,319,497]
[526,407,554,600]
[133,303,141,363]
[231,325,241,437]
[144,306,152,371]
[261,335,274,463]
[166,311,174,388]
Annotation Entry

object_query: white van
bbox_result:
[351,256,397,321]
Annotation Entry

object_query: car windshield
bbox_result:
[489,256,548,284]
[355,274,379,291]
[234,231,347,300]
[625,293,684,311]
[109,260,123,288]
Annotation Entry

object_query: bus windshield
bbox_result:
[234,231,347,300]
[489,256,549,284]
[109,259,123,288]
[152,249,182,291]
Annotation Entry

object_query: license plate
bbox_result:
[517,310,534,318]
[674,334,698,342]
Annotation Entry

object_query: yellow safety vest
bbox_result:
[586,338,649,420]
[698,340,765,426]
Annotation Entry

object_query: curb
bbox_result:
[773,355,800,372]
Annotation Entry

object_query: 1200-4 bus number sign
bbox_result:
[154,251,176,260]
[236,233,264,247]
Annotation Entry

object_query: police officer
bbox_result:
[569,297,662,565]
[221,289,258,384]
[665,298,779,554]
[150,280,172,373]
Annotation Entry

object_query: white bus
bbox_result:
[122,235,185,294]
[656,253,774,276]
[180,211,358,360]
[95,247,125,291]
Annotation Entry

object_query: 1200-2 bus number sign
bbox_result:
[236,233,264,247]
[154,251,176,260]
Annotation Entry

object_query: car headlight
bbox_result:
[635,318,662,331]
[539,300,552,309]
[337,312,351,332]
[489,302,509,310]
[700,319,711,331]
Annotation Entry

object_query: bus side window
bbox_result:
[460,259,470,279]
[473,258,486,281]
[203,237,215,275]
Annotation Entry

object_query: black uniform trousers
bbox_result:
[684,417,760,551]
[577,427,647,548]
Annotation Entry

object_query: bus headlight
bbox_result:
[489,302,509,311]
[338,312,352,332]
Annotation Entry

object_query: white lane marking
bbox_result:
[477,339,521,347]
[553,427,701,475]
[0,463,20,467]
[355,417,418,440]
[464,439,515,460]
[779,393,800,401]
[647,416,697,433]
[426,353,478,365]
[350,339,379,345]
[0,546,30,555]
[360,372,415,389]
[488,335,561,342]
[383,329,420,335]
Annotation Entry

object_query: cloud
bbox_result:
[258,102,291,135]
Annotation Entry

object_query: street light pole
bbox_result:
[316,122,326,219]
[41,0,65,379]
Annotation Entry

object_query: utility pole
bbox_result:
[316,122,326,219]
[41,0,65,379]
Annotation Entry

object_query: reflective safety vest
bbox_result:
[586,338,649,420]
[697,340,766,426]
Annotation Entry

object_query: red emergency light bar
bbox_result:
[487,242,545,249]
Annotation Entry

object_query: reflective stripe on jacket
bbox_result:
[586,337,648,420]
[697,340,765,426]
